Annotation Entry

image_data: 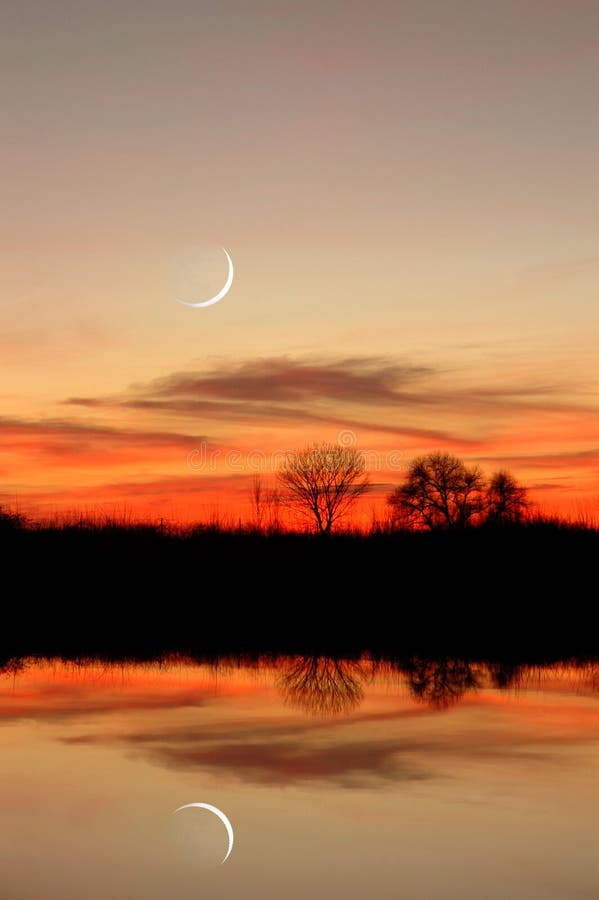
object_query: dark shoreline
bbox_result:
[1,518,598,659]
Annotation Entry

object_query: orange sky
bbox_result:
[2,2,598,524]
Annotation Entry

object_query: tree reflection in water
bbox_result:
[277,656,369,715]
[0,657,28,678]
[5,654,599,716]
[404,658,481,708]
[487,661,525,690]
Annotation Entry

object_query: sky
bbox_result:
[2,0,598,522]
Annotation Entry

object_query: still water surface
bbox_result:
[1,656,599,899]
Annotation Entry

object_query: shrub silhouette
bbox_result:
[387,453,531,530]
[387,451,485,530]
[484,470,529,525]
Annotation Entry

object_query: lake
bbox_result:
[1,655,599,899]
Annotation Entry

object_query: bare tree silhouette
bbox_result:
[277,656,368,715]
[387,452,486,530]
[277,442,370,534]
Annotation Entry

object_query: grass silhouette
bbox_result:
[0,507,597,658]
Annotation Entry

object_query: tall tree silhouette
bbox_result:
[277,441,370,534]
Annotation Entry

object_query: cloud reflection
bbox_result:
[6,656,599,790]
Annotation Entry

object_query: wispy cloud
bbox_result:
[0,416,212,466]
[64,354,599,439]
[146,357,435,404]
[477,448,599,470]
[4,353,598,515]
[0,474,253,510]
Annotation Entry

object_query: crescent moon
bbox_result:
[177,247,234,308]
[173,802,234,864]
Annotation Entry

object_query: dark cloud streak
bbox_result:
[63,355,599,447]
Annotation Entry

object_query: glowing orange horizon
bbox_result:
[3,5,598,535]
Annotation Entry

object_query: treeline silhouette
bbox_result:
[3,651,599,714]
[1,504,598,658]
[387,451,530,529]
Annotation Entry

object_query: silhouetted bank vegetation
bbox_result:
[0,504,598,658]
[3,652,599,716]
